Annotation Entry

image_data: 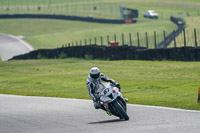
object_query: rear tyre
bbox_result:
[113,100,129,120]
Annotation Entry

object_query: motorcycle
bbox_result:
[96,83,129,120]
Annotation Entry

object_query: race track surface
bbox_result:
[0,94,200,133]
[0,33,34,61]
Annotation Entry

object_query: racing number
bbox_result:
[103,88,109,95]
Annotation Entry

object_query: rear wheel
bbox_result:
[113,100,129,120]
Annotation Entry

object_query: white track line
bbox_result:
[1,94,199,113]
[8,34,34,51]
[128,104,200,113]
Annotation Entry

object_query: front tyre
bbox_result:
[113,100,129,120]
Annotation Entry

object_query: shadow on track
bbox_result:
[88,119,124,124]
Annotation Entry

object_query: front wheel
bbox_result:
[113,100,129,120]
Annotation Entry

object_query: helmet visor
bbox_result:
[90,72,100,79]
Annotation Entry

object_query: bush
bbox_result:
[58,52,68,59]
[37,53,47,59]
[84,54,93,60]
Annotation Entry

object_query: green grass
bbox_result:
[0,0,200,49]
[1,0,200,19]
[0,18,177,49]
[0,58,200,110]
[0,0,121,19]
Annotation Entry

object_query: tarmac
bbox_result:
[0,94,200,133]
[0,33,34,61]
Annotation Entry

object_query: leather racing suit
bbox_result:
[86,73,120,109]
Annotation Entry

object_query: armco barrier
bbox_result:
[0,14,130,24]
[158,16,185,48]
[11,45,200,61]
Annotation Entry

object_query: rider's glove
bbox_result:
[115,82,120,89]
[93,98,97,102]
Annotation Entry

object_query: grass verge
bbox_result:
[0,58,200,110]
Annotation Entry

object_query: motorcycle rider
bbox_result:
[86,67,121,114]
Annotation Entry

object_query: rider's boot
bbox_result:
[100,104,112,116]
[106,110,112,116]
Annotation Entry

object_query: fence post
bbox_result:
[122,33,124,45]
[107,35,110,46]
[101,36,103,46]
[183,28,186,47]
[194,28,198,47]
[173,30,176,47]
[89,38,91,45]
[129,33,132,46]
[76,41,78,46]
[145,32,149,49]
[114,34,117,42]
[95,37,97,45]
[154,31,157,49]
[187,12,190,17]
[137,32,140,47]
[163,30,166,46]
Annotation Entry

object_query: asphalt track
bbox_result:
[0,33,34,61]
[0,94,200,133]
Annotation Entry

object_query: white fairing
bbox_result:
[98,83,122,103]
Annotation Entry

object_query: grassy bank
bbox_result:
[0,58,199,110]
[0,0,200,49]
[0,18,177,49]
[0,0,199,19]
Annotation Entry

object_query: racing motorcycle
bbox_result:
[96,83,129,120]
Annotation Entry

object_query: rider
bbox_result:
[86,67,121,113]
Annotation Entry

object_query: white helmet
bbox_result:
[90,67,100,80]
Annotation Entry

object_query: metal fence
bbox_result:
[64,28,200,49]
[0,0,121,19]
[1,0,200,19]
